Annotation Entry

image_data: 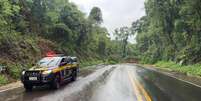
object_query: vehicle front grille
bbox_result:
[25,71,40,77]
[24,71,41,81]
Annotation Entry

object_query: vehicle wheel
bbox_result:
[51,76,60,89]
[71,70,77,81]
[24,84,33,91]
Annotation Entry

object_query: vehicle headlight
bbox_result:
[42,70,52,75]
[22,71,25,75]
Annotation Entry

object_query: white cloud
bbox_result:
[69,0,145,42]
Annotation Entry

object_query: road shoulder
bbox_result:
[0,81,23,92]
[137,64,201,87]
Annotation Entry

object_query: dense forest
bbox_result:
[0,0,136,83]
[131,0,201,65]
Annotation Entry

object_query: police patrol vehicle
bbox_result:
[21,54,79,90]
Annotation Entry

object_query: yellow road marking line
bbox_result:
[130,72,152,101]
[128,71,143,101]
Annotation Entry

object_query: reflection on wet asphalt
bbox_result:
[137,65,201,101]
[5,64,201,101]
[90,64,170,101]
[135,66,171,101]
[11,65,114,101]
[90,66,137,101]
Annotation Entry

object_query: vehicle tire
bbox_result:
[24,84,33,91]
[51,76,60,89]
[71,69,77,81]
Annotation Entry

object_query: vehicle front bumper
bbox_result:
[21,74,54,86]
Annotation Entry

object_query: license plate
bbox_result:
[29,77,37,81]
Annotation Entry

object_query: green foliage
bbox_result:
[132,0,201,64]
[8,64,22,79]
[0,75,8,86]
[0,0,20,33]
[106,56,120,64]
[89,7,103,24]
[0,33,40,63]
[113,27,133,58]
[155,61,201,76]
[0,0,125,85]
[80,60,104,68]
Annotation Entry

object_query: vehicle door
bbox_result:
[60,57,72,80]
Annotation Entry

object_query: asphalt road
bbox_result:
[3,64,201,101]
[89,64,169,101]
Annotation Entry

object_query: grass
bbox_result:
[80,60,104,68]
[154,61,201,76]
[8,65,22,79]
[0,75,8,86]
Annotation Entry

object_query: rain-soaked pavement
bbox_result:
[2,64,201,101]
[89,64,170,101]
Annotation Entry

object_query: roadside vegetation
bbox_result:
[0,75,8,86]
[80,58,120,68]
[155,61,201,77]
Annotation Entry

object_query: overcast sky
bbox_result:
[69,0,145,41]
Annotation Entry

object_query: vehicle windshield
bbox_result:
[37,57,61,67]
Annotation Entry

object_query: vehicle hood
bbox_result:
[29,66,52,71]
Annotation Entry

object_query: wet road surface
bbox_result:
[90,64,169,101]
[3,64,201,101]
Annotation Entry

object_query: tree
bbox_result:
[114,27,131,57]
[89,7,103,25]
[133,0,201,64]
[0,0,20,34]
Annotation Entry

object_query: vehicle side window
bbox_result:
[66,58,71,64]
[73,58,77,62]
[60,58,67,66]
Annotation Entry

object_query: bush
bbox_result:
[8,64,22,79]
[0,75,8,86]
